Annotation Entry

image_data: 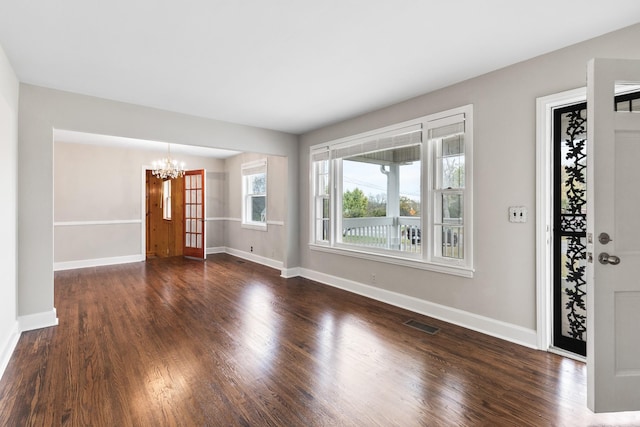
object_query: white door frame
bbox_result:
[535,87,587,356]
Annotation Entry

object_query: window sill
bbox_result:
[241,222,268,231]
[309,243,474,278]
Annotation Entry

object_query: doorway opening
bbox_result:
[145,170,185,258]
[145,169,206,260]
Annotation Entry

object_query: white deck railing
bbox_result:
[342,216,421,253]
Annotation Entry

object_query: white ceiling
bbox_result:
[1,1,640,135]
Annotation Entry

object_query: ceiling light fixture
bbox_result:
[151,144,186,180]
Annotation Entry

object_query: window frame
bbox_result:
[162,179,172,221]
[241,159,268,231]
[309,105,474,277]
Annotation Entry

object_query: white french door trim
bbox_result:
[535,87,586,351]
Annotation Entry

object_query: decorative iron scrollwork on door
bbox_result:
[561,108,587,341]
[554,103,587,355]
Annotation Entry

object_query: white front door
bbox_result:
[586,58,640,413]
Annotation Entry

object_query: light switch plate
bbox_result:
[509,206,527,223]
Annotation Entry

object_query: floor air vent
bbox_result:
[404,319,440,335]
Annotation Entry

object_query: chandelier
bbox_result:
[152,144,186,180]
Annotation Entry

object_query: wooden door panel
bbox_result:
[145,170,184,258]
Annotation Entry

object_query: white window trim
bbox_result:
[241,159,268,231]
[425,108,474,271]
[309,105,474,277]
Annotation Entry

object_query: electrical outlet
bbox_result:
[250,246,253,252]
[508,206,528,223]
[371,273,376,284]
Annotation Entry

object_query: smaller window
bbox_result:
[241,159,267,230]
[162,180,172,220]
[428,112,469,265]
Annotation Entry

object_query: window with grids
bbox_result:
[310,105,473,275]
[241,159,267,230]
[430,114,467,263]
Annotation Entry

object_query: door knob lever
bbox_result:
[598,252,621,265]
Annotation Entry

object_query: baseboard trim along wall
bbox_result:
[0,322,20,382]
[2,310,59,381]
[298,268,538,350]
[206,247,226,254]
[18,309,58,332]
[224,247,284,271]
[54,255,145,271]
[52,248,279,271]
[281,267,301,279]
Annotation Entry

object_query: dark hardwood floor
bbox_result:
[1,254,639,426]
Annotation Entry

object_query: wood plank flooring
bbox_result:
[1,254,639,426]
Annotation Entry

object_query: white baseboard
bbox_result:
[299,268,538,349]
[2,310,59,381]
[225,248,284,271]
[281,267,301,279]
[0,321,20,382]
[54,254,145,271]
[19,309,59,332]
[206,246,226,255]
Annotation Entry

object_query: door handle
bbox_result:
[598,252,621,265]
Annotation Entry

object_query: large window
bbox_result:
[310,105,473,276]
[242,159,267,230]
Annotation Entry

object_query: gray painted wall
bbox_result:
[298,23,640,332]
[0,43,19,374]
[53,142,228,263]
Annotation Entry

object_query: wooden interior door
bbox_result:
[586,58,640,413]
[183,169,206,259]
[145,170,184,257]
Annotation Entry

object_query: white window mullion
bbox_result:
[332,158,341,247]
